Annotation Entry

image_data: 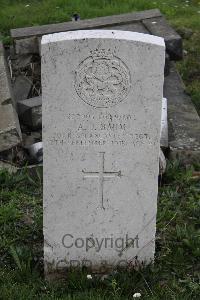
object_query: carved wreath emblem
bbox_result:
[75,49,131,108]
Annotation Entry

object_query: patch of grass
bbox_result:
[0,163,200,299]
[176,31,200,114]
[0,0,200,35]
[0,169,43,272]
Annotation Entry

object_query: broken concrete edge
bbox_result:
[0,39,12,105]
[0,125,22,152]
[0,38,20,110]
[0,124,19,135]
[11,9,162,39]
[0,43,22,152]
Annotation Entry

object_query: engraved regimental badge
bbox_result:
[75,49,131,108]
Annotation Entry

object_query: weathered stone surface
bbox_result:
[13,75,32,103]
[142,17,182,60]
[164,62,200,164]
[15,37,39,55]
[0,42,11,105]
[12,54,33,69]
[42,30,165,274]
[18,96,42,129]
[0,40,22,151]
[0,104,22,152]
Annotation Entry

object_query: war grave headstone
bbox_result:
[0,9,199,175]
[42,30,165,276]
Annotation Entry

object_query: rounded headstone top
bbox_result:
[41,29,165,47]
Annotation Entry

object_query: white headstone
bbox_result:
[42,30,165,274]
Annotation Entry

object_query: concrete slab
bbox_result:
[0,41,22,151]
[12,75,32,104]
[18,96,42,129]
[164,62,200,164]
[15,37,40,55]
[0,42,11,104]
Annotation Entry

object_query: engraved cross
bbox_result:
[82,152,121,209]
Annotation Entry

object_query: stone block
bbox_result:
[13,75,32,104]
[0,42,11,105]
[18,96,42,129]
[15,37,39,55]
